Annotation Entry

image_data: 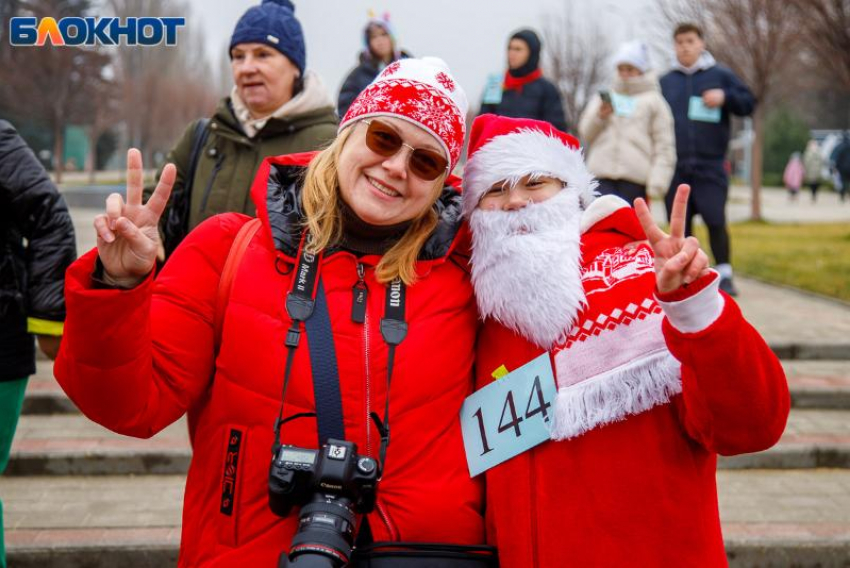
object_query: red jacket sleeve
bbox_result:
[665,294,790,455]
[55,214,246,438]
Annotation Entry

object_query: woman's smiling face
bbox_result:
[337,117,445,226]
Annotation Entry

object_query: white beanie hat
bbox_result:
[613,41,650,73]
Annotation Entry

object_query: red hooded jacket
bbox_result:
[56,153,485,566]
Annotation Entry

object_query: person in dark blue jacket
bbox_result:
[479,29,568,132]
[660,22,755,296]
[831,131,850,202]
[337,13,410,118]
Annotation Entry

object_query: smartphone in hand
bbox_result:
[599,90,612,105]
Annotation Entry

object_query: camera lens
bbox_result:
[281,495,357,567]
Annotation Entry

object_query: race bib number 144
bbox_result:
[460,353,557,477]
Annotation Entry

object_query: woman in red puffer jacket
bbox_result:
[55,58,493,567]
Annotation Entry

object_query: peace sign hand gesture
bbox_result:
[634,184,710,294]
[93,149,176,285]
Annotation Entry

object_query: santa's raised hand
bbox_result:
[634,184,711,294]
[93,149,175,285]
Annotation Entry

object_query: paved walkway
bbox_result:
[645,184,850,224]
[10,469,849,535]
[735,278,850,353]
[726,185,850,224]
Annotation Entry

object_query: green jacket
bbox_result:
[149,89,337,238]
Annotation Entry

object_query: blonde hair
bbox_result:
[301,124,448,285]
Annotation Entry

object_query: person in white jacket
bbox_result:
[578,41,676,204]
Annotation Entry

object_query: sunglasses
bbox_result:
[362,119,449,181]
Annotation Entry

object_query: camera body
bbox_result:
[268,438,380,518]
[270,439,381,566]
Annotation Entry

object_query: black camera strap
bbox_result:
[274,231,408,471]
[305,281,345,445]
[273,233,324,451]
[375,278,407,467]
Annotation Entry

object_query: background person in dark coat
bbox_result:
[660,22,755,296]
[479,29,568,132]
[0,120,77,567]
[831,131,850,202]
[337,13,411,118]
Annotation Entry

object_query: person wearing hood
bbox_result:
[337,13,411,118]
[660,22,756,297]
[478,29,568,132]
[55,58,498,567]
[578,40,676,204]
[462,114,788,567]
[149,0,338,259]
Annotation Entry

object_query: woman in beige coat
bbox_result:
[578,41,676,204]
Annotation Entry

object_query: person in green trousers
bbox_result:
[0,119,77,567]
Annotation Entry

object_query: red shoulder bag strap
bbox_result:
[214,217,262,352]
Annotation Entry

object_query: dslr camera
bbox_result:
[269,438,380,567]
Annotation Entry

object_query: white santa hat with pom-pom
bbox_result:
[462,114,597,218]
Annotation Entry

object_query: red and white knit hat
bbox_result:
[339,56,468,170]
[462,114,597,217]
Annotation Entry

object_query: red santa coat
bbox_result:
[55,153,484,566]
[476,199,789,567]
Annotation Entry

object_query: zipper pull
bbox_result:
[351,263,368,323]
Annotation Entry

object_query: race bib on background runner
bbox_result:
[482,73,503,105]
[688,95,721,123]
[611,92,637,117]
[460,353,556,476]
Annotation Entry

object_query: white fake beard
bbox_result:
[469,190,587,349]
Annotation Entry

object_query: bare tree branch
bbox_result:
[540,3,611,132]
[0,0,112,182]
[107,0,217,165]
[787,0,850,92]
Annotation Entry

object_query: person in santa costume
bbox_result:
[463,114,790,567]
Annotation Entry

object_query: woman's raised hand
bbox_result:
[634,184,710,294]
[94,149,175,283]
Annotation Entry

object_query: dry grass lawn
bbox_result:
[694,222,850,302]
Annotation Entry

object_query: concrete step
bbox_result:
[719,469,850,567]
[22,361,850,417]
[21,361,74,415]
[1,475,182,568]
[783,361,850,409]
[7,407,850,476]
[734,277,850,362]
[2,470,849,567]
[6,414,190,476]
[21,374,79,416]
[771,344,850,361]
[720,409,850,470]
